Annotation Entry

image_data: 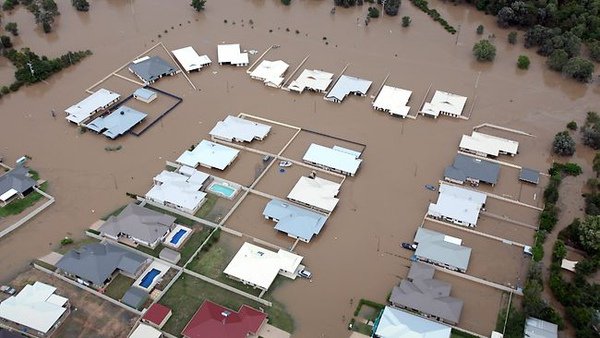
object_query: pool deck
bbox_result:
[163,224,193,250]
[133,260,170,291]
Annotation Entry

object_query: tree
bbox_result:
[367,6,379,18]
[472,39,496,62]
[281,0,291,5]
[567,121,578,131]
[562,57,595,83]
[334,0,357,7]
[0,35,12,49]
[552,131,576,156]
[497,6,515,28]
[588,40,600,62]
[508,31,517,44]
[517,55,530,69]
[402,16,411,27]
[383,0,400,16]
[547,49,569,71]
[579,216,600,254]
[72,0,89,11]
[4,22,18,36]
[190,0,206,11]
[476,24,484,35]
[2,0,18,11]
[594,153,600,178]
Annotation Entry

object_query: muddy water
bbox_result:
[0,1,598,337]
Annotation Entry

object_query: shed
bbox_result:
[121,286,149,310]
[142,303,172,329]
[159,247,181,264]
[133,88,157,103]
[519,168,540,185]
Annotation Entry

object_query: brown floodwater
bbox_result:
[0,1,598,337]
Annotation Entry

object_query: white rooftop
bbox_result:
[223,242,303,290]
[375,306,451,338]
[421,90,467,118]
[176,140,240,170]
[130,323,163,338]
[287,176,340,213]
[172,46,211,72]
[372,85,413,117]
[146,168,208,212]
[0,281,68,334]
[217,44,249,65]
[250,60,289,87]
[65,88,120,124]
[428,184,487,226]
[303,144,362,176]
[209,116,271,142]
[459,131,519,157]
[288,69,334,93]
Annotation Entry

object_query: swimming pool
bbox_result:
[140,269,161,288]
[208,182,237,199]
[170,229,188,244]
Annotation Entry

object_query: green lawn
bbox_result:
[104,274,134,300]
[194,194,218,219]
[144,204,196,226]
[353,321,374,335]
[0,182,48,218]
[451,328,480,338]
[178,228,213,266]
[160,274,294,336]
[135,243,164,258]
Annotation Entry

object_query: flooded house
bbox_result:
[288,69,334,93]
[249,60,289,88]
[128,56,177,84]
[145,166,209,214]
[209,115,271,143]
[176,140,240,170]
[0,165,37,207]
[427,184,487,227]
[86,106,147,139]
[443,154,500,187]
[171,46,211,73]
[324,75,372,103]
[217,44,249,67]
[287,176,341,214]
[263,199,328,243]
[302,144,362,176]
[459,131,519,158]
[373,306,452,338]
[65,88,120,125]
[420,90,467,119]
[413,228,472,273]
[372,85,412,118]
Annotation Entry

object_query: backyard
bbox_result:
[0,178,48,218]
[104,274,134,300]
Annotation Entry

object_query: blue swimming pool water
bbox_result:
[209,183,236,198]
[170,229,187,244]
[140,269,160,288]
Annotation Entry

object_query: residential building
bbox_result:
[249,60,289,88]
[176,140,240,170]
[420,91,467,119]
[0,165,36,207]
[142,303,172,329]
[520,168,540,185]
[524,317,558,338]
[372,85,413,118]
[287,176,341,214]
[374,306,452,338]
[130,323,162,338]
[65,88,120,125]
[288,69,334,93]
[55,242,149,289]
[459,131,519,158]
[86,106,147,139]
[217,44,249,66]
[209,115,271,143]
[145,167,209,214]
[0,282,71,337]
[128,56,177,84]
[223,242,303,291]
[324,75,372,103]
[263,199,328,243]
[444,154,500,187]
[413,228,472,273]
[181,300,267,338]
[171,46,211,73]
[302,144,362,176]
[133,87,157,103]
[427,184,487,227]
[98,204,176,249]
[389,262,464,325]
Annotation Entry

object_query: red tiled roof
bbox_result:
[142,303,172,326]
[182,300,267,338]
